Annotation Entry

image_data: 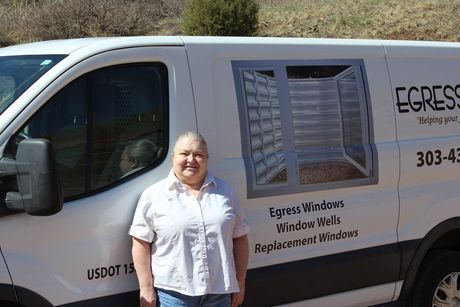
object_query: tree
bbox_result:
[181,0,259,36]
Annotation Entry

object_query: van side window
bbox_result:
[233,60,376,197]
[12,63,168,200]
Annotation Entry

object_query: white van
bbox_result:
[0,36,459,307]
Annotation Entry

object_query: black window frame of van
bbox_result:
[8,62,169,202]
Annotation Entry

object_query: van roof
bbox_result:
[1,36,459,57]
[0,36,185,56]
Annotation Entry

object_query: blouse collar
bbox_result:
[166,169,217,192]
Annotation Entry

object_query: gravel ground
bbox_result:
[271,161,365,184]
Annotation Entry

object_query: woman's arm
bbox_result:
[232,234,249,307]
[132,237,156,307]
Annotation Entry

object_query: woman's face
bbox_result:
[172,136,208,187]
[119,148,135,175]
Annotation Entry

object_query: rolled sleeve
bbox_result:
[230,189,250,238]
[129,190,155,243]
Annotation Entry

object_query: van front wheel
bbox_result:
[410,250,460,307]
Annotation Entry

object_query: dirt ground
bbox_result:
[271,161,365,184]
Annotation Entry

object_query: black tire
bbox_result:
[409,250,460,307]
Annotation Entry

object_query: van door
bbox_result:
[0,46,195,306]
[386,43,460,301]
[386,42,460,240]
[185,39,400,306]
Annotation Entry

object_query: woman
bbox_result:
[129,132,250,307]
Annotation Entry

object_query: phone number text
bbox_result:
[416,148,460,167]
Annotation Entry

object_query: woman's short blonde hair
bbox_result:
[172,131,208,156]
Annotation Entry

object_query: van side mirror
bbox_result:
[0,139,63,216]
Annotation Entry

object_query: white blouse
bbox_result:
[129,170,250,296]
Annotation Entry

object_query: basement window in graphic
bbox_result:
[233,60,377,198]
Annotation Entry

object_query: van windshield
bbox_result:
[0,55,65,115]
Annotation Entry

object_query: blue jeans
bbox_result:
[156,288,231,307]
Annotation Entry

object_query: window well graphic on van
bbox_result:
[233,60,377,197]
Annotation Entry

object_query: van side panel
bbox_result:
[184,38,400,305]
[386,43,460,244]
[385,41,460,300]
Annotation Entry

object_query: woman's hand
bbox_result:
[140,287,156,307]
[231,280,245,307]
[132,238,156,307]
[232,235,249,307]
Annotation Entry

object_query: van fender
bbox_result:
[0,283,16,304]
[3,286,53,307]
[398,217,460,301]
